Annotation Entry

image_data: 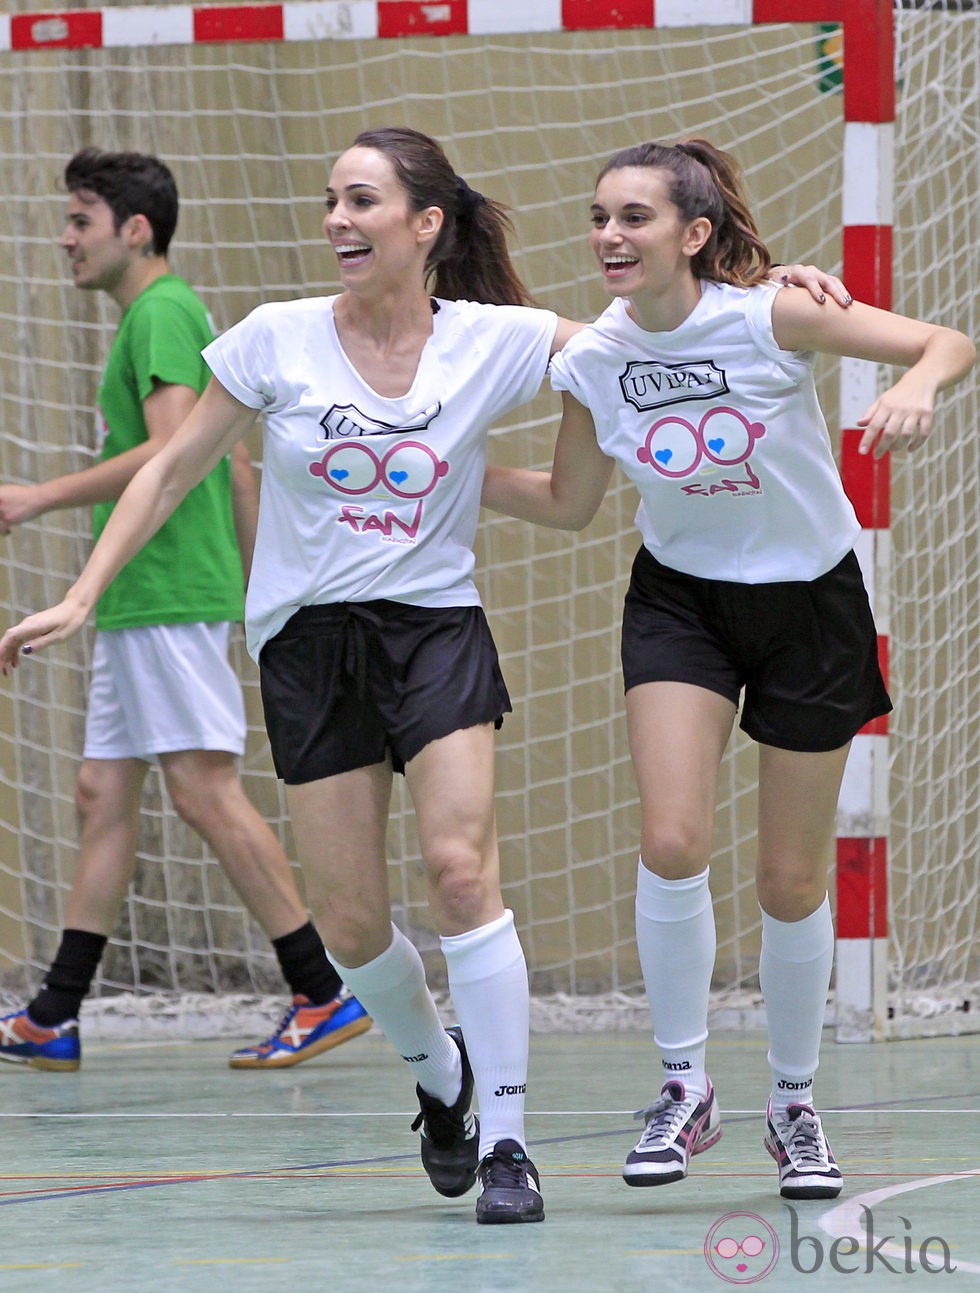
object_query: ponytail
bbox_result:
[597,138,771,287]
[431,183,535,306]
[350,126,535,307]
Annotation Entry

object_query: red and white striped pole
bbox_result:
[0,0,898,1040]
[831,0,895,1043]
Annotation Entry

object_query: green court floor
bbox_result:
[1,1028,978,1291]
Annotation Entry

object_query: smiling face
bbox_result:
[589,166,710,304]
[323,146,442,290]
[59,191,134,296]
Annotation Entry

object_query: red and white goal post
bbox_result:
[0,2,975,1043]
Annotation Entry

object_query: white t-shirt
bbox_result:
[550,282,860,583]
[204,295,556,659]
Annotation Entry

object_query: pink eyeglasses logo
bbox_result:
[309,439,449,499]
[636,406,766,480]
[705,1212,780,1284]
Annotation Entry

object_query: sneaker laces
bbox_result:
[779,1107,831,1168]
[482,1147,529,1189]
[256,998,303,1047]
[410,1030,471,1146]
[411,1083,468,1144]
[633,1088,692,1148]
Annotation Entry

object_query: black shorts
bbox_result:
[259,601,512,784]
[621,546,892,753]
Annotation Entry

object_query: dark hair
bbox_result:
[596,139,771,287]
[350,126,535,307]
[63,148,179,256]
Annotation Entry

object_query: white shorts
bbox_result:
[83,622,247,761]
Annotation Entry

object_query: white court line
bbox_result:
[1,1107,978,1119]
[819,1170,980,1276]
[0,1110,634,1120]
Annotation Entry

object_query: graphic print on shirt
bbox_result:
[310,400,448,544]
[620,360,766,499]
[319,400,441,440]
[620,358,729,411]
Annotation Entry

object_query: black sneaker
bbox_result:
[410,1026,479,1197]
[475,1139,545,1224]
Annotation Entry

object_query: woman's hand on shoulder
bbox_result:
[769,264,852,308]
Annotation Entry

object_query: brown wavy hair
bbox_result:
[595,138,772,287]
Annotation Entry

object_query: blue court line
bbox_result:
[2,1088,975,1209]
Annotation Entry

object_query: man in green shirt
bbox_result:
[0,149,369,1071]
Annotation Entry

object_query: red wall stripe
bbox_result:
[753,1,893,123]
[839,0,894,122]
[193,5,284,43]
[753,1,844,18]
[842,225,893,311]
[10,10,103,50]
[378,1,468,37]
[563,0,653,30]
[840,427,891,529]
[836,836,888,938]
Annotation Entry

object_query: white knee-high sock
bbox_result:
[635,861,715,1101]
[760,895,835,1115]
[327,924,459,1106]
[441,909,530,1159]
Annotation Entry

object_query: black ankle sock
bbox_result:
[272,921,342,1005]
[28,928,108,1026]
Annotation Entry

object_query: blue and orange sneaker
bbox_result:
[0,1009,81,1071]
[228,987,371,1069]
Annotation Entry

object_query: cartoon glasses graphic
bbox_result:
[704,1212,780,1284]
[636,406,765,479]
[714,1235,767,1260]
[309,440,449,499]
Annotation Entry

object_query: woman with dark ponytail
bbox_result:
[348,126,536,306]
[484,137,975,1203]
[0,125,855,1225]
[0,124,574,1227]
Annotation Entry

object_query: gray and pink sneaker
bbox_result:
[764,1100,843,1199]
[623,1078,722,1186]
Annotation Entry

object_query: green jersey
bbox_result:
[93,274,243,630]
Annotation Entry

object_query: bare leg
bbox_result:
[626,682,737,880]
[160,750,371,1064]
[627,682,735,1086]
[4,758,149,1039]
[756,742,850,920]
[407,723,504,935]
[159,748,309,939]
[284,760,394,964]
[409,726,531,1162]
[65,757,148,932]
[286,760,461,1100]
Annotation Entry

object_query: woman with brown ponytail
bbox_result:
[483,137,975,1203]
[0,125,573,1226]
[0,125,859,1224]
